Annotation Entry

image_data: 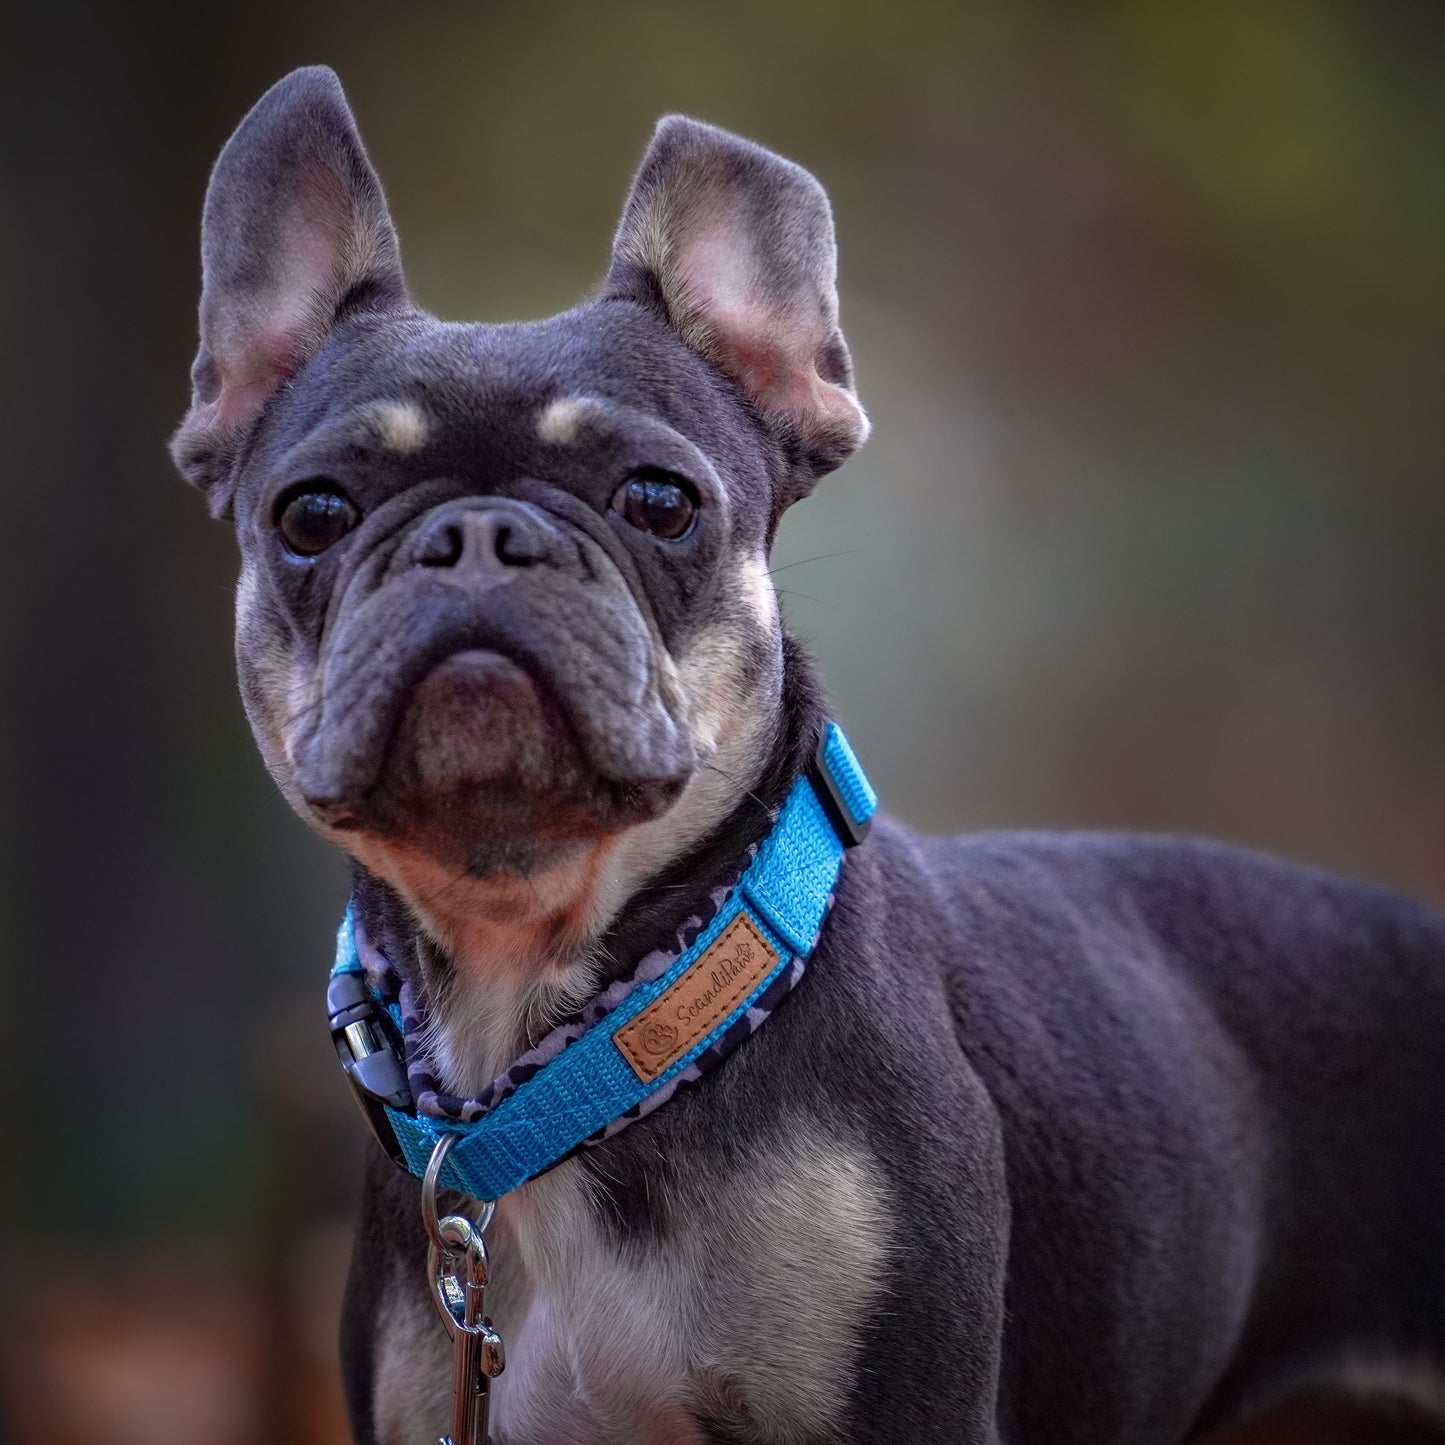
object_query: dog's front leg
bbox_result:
[833,1150,1009,1443]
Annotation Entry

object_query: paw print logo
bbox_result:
[639,1019,679,1056]
[735,941,754,965]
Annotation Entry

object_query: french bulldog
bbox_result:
[173,66,1445,1445]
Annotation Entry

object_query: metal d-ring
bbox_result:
[423,1133,498,1337]
[422,1131,496,1251]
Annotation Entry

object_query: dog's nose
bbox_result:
[412,503,551,572]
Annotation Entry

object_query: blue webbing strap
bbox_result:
[331,722,876,1202]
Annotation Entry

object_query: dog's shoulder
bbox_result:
[831,817,1445,1080]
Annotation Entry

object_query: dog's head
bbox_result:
[173,68,866,966]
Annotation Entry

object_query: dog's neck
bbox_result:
[350,639,826,1097]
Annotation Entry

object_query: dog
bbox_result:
[172,66,1445,1444]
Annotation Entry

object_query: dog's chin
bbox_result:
[312,648,688,881]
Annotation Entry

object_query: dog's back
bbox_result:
[906,827,1445,1439]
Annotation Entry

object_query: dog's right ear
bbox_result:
[170,67,407,517]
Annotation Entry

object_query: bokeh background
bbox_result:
[4,2,1444,1441]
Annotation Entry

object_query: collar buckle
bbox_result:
[327,968,412,1168]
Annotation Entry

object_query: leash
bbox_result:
[327,722,876,1443]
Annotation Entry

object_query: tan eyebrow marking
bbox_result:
[366,399,429,454]
[536,396,609,446]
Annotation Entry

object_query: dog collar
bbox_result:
[326,722,876,1202]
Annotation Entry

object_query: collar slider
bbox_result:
[807,721,878,848]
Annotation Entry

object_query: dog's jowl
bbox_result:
[174,66,1445,1445]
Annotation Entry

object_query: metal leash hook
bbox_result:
[423,1134,505,1445]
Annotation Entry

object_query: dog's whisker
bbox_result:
[767,548,862,576]
[773,587,833,609]
[281,687,336,730]
[703,761,769,816]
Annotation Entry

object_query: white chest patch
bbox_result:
[372,1128,890,1445]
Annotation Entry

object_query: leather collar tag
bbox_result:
[614,913,780,1082]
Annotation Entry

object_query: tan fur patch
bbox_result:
[341,831,615,987]
[367,398,429,454]
[368,1128,890,1442]
[595,568,782,925]
[331,831,620,1097]
[536,396,606,446]
[735,552,777,629]
[234,563,328,826]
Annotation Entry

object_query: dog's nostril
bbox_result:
[494,522,541,567]
[417,521,466,568]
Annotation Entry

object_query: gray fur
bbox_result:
[176,68,1445,1443]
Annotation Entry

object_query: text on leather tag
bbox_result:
[614,913,781,1083]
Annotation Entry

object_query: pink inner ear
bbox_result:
[208,196,349,435]
[679,218,862,440]
[212,338,298,432]
[707,320,833,425]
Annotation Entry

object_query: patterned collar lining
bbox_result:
[353,851,757,1127]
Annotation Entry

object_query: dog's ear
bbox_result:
[170,67,407,516]
[605,116,868,500]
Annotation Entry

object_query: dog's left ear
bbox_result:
[605,116,868,500]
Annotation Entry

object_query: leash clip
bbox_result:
[327,969,412,1168]
[424,1135,504,1445]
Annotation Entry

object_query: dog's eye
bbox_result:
[275,485,360,557]
[611,473,697,540]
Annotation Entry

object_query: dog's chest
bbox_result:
[372,1132,889,1445]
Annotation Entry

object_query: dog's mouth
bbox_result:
[290,607,696,877]
[306,645,555,823]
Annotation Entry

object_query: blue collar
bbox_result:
[327,722,876,1202]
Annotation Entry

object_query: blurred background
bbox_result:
[3,1,1444,1441]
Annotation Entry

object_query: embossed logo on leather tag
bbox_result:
[614,913,780,1083]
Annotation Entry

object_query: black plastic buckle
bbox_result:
[807,730,871,849]
[327,970,412,1169]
